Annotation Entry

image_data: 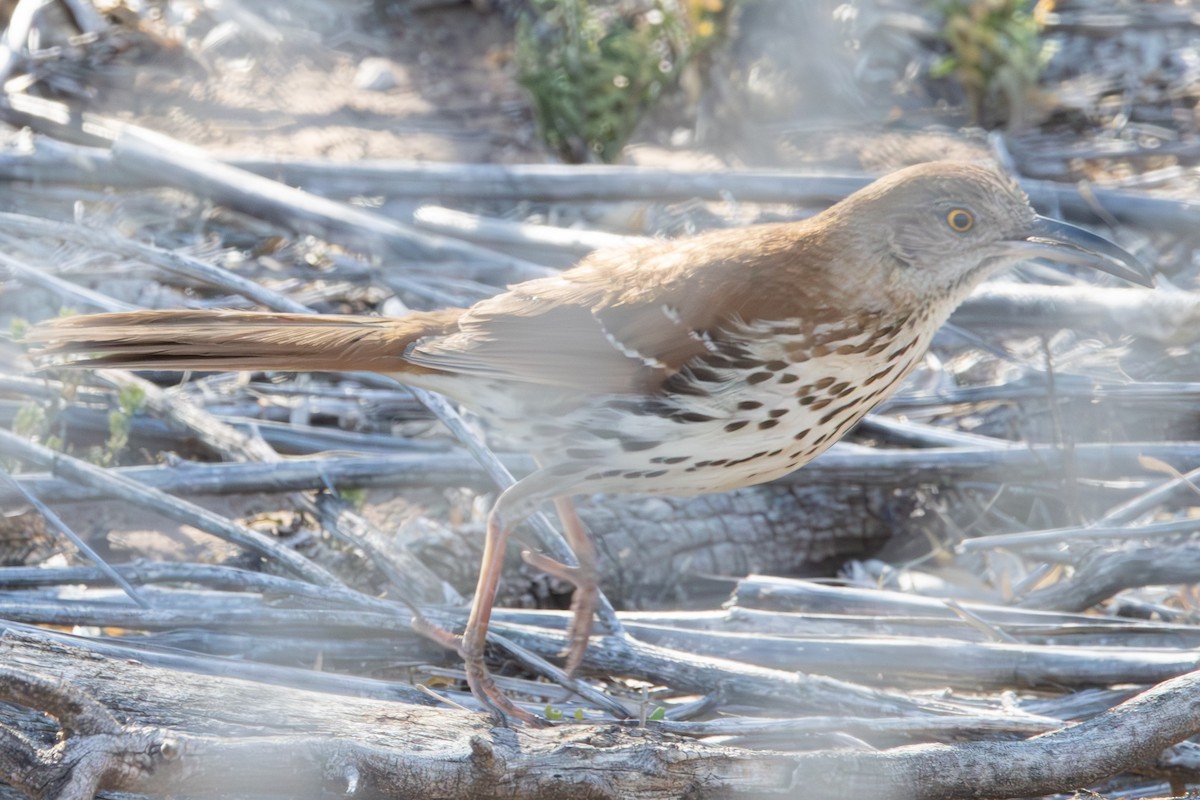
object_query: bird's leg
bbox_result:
[459,501,541,725]
[417,470,581,724]
[520,495,597,677]
[456,472,578,725]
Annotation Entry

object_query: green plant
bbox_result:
[338,487,367,509]
[99,383,145,466]
[931,0,1054,128]
[516,0,730,163]
[10,403,62,469]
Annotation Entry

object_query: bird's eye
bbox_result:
[947,209,974,232]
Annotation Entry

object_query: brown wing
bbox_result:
[407,280,711,395]
[405,221,848,395]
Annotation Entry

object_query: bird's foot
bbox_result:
[521,549,598,677]
[412,613,545,726]
[462,638,546,727]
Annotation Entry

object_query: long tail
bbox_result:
[27,309,465,374]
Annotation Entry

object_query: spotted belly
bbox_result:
[410,319,932,497]
[531,338,928,495]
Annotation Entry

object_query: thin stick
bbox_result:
[0,428,341,588]
[0,468,148,607]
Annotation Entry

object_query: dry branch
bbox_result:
[109,126,554,283]
[0,633,793,800]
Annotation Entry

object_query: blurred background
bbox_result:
[1,4,1200,792]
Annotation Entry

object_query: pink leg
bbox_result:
[414,471,582,724]
[459,504,540,724]
[521,496,597,676]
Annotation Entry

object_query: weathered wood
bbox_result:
[4,630,1200,800]
[0,632,796,799]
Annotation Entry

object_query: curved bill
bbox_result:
[1005,216,1153,287]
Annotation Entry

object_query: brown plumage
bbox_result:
[29,162,1151,723]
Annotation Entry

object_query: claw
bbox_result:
[461,631,545,727]
[549,496,599,677]
[519,548,598,676]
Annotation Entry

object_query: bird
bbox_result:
[29,161,1151,723]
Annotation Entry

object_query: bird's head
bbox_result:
[830,161,1152,307]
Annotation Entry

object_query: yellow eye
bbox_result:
[947,209,974,232]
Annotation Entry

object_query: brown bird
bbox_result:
[30,162,1150,722]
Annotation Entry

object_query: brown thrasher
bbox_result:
[30,162,1150,723]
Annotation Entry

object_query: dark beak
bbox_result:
[1006,216,1153,287]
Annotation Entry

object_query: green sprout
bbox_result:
[516,0,732,163]
[931,0,1055,128]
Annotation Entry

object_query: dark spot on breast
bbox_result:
[732,357,766,370]
[833,416,858,436]
[798,395,815,406]
[624,471,644,479]
[865,364,896,386]
[811,344,831,357]
[794,428,811,440]
[888,338,917,359]
[768,409,788,418]
[778,373,799,384]
[813,432,831,445]
[813,377,835,389]
[621,440,660,452]
[746,372,773,385]
[643,470,668,479]
[659,455,690,464]
[725,450,768,467]
[673,411,717,423]
[767,448,783,456]
[765,359,787,371]
[689,366,722,382]
[828,381,849,395]
[809,398,832,410]
[725,420,750,432]
[836,385,856,398]
[758,419,779,430]
[737,400,763,410]
[601,469,624,478]
[819,399,862,426]
[866,343,888,356]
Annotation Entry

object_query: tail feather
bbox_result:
[28,309,464,374]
